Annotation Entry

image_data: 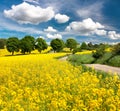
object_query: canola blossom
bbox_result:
[0,52,120,111]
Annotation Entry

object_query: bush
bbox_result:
[0,39,6,49]
[108,55,120,67]
[112,43,120,55]
[68,54,95,65]
[92,45,105,59]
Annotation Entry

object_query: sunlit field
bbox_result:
[0,49,120,111]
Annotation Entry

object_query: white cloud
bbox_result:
[77,2,103,20]
[47,33,62,39]
[44,26,57,33]
[65,18,104,36]
[55,13,69,23]
[108,31,120,39]
[0,15,44,35]
[23,0,39,4]
[93,29,107,36]
[4,2,55,24]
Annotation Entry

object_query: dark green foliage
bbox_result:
[92,44,105,59]
[108,55,120,67]
[66,38,77,51]
[80,42,88,50]
[35,38,48,53]
[6,37,19,55]
[112,43,120,55]
[87,42,94,50]
[72,48,79,54]
[0,39,6,49]
[20,35,35,54]
[95,52,112,64]
[50,38,65,52]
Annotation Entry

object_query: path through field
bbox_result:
[59,56,120,74]
[85,64,120,74]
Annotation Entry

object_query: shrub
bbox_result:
[108,55,120,67]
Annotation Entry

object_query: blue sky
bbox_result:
[0,0,120,44]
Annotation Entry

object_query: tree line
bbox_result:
[0,36,120,56]
[0,36,78,55]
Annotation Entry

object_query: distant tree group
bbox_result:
[0,39,6,49]
[4,35,119,57]
[5,36,48,55]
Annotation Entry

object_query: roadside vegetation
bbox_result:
[68,43,120,67]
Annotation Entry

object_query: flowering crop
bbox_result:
[0,53,120,111]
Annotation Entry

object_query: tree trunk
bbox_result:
[12,51,14,55]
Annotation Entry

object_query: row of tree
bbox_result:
[6,36,48,55]
[1,36,120,56]
[4,36,78,55]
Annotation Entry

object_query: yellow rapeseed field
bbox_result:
[0,51,120,110]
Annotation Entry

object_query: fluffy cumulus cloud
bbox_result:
[77,2,103,20]
[44,26,57,33]
[47,33,62,39]
[4,2,55,24]
[23,0,39,4]
[66,18,104,36]
[108,31,120,39]
[55,13,69,23]
[93,29,107,36]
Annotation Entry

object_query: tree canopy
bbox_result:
[66,38,77,51]
[35,38,48,53]
[6,37,19,55]
[20,35,35,54]
[50,38,64,52]
[80,42,88,50]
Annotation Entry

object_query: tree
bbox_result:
[88,42,94,50]
[35,38,48,53]
[6,37,19,55]
[66,38,77,51]
[92,45,105,59]
[20,35,35,54]
[0,39,6,49]
[80,42,88,50]
[50,38,64,52]
[112,43,120,55]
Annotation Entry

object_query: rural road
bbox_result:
[59,56,120,75]
[59,56,68,61]
[85,64,120,75]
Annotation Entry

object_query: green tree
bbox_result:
[50,38,64,52]
[80,42,88,50]
[35,38,48,53]
[6,37,19,55]
[88,42,94,50]
[66,38,77,51]
[20,35,35,54]
[0,39,6,49]
[92,45,105,59]
[112,43,120,55]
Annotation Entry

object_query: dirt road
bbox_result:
[59,56,120,74]
[85,64,120,74]
[59,56,68,61]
